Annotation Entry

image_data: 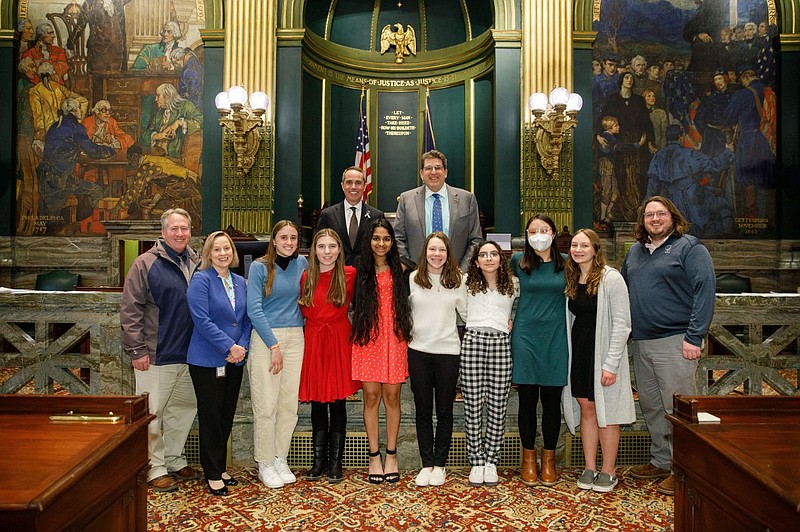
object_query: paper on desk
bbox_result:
[698,412,721,424]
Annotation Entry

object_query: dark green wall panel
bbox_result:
[779,50,800,239]
[573,48,594,233]
[329,85,361,205]
[275,47,304,226]
[301,72,323,216]
[376,91,419,211]
[494,47,520,234]
[430,84,466,190]
[201,46,223,234]
[474,75,494,229]
[0,46,15,236]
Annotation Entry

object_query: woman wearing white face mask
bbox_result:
[511,214,568,487]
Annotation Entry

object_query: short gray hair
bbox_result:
[35,22,54,40]
[161,21,182,40]
[160,208,192,230]
[61,98,81,116]
[37,61,56,78]
[92,99,112,114]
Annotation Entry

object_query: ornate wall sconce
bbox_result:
[215,86,269,177]
[528,87,583,179]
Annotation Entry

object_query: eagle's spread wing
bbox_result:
[379,24,394,54]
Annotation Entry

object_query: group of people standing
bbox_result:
[120,151,715,500]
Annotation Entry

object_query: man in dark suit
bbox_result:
[316,166,384,265]
[394,150,482,270]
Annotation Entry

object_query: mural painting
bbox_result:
[15,0,205,236]
[592,0,778,238]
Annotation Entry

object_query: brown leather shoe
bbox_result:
[169,466,200,480]
[630,463,671,479]
[521,448,538,486]
[149,474,178,492]
[657,473,675,496]
[540,449,557,486]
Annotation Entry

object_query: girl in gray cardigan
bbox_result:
[563,229,635,493]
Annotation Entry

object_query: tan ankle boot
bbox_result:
[540,449,557,486]
[521,448,537,486]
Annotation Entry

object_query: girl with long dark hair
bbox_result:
[351,219,413,484]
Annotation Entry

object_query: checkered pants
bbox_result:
[460,328,513,466]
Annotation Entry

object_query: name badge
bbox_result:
[216,366,226,378]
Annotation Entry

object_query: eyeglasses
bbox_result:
[644,210,669,220]
[422,165,445,172]
[477,251,500,259]
[98,108,111,113]
[526,228,551,235]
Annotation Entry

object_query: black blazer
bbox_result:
[316,201,384,266]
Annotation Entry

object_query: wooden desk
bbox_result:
[668,395,800,532]
[0,395,154,531]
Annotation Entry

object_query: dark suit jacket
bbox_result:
[394,184,482,271]
[316,201,384,266]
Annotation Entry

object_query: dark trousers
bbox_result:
[408,348,460,468]
[189,363,244,480]
[310,399,347,434]
[517,384,563,450]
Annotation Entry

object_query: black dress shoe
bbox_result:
[222,476,238,486]
[207,480,229,496]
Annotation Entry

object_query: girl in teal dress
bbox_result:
[511,214,568,486]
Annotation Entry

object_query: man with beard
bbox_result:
[622,196,716,496]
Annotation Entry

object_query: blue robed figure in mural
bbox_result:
[646,124,735,237]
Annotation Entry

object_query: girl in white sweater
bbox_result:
[460,240,519,487]
[408,232,467,487]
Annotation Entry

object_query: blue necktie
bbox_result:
[432,193,443,233]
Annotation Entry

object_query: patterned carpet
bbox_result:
[148,466,673,531]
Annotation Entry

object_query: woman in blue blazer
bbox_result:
[187,230,251,496]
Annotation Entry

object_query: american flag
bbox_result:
[355,90,372,201]
[424,87,436,152]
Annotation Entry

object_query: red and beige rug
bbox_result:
[148,466,673,531]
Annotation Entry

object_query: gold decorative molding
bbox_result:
[379,24,417,64]
[779,33,800,51]
[521,125,574,233]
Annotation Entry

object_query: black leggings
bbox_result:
[310,399,347,433]
[517,384,563,450]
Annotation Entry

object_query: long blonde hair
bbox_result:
[300,228,348,307]
[258,220,299,298]
[565,228,606,299]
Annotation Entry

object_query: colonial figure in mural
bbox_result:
[36,98,116,233]
[21,22,70,85]
[140,83,203,158]
[15,2,205,236]
[77,0,133,72]
[593,0,778,238]
[131,21,183,72]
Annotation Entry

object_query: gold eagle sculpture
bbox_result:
[380,23,417,64]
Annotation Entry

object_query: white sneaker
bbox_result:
[468,466,484,486]
[415,467,433,487]
[429,466,446,486]
[483,463,499,486]
[258,462,284,489]
[274,457,297,484]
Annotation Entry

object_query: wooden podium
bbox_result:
[668,395,800,532]
[0,395,154,531]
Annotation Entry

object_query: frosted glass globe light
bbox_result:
[549,87,570,107]
[529,92,548,112]
[227,86,248,106]
[214,91,230,111]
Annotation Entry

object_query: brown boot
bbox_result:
[540,449,557,486]
[521,448,537,486]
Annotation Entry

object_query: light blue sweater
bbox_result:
[246,256,308,347]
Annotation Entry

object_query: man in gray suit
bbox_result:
[316,166,383,266]
[394,150,482,270]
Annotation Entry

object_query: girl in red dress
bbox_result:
[351,219,413,484]
[298,229,359,484]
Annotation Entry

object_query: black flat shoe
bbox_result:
[368,449,385,484]
[222,476,238,486]
[384,448,400,483]
[207,480,229,496]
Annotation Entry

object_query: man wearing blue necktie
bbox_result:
[394,150,482,270]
